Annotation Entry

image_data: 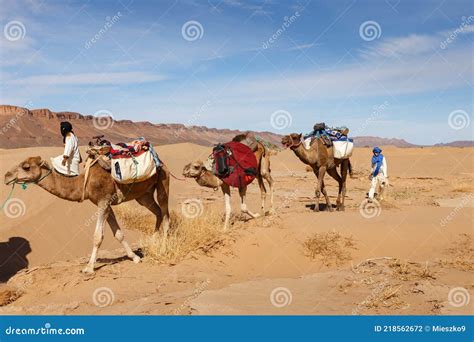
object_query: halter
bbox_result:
[6,161,52,188]
[1,162,52,209]
[284,137,302,149]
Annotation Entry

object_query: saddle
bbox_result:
[86,135,153,171]
[86,135,161,184]
[86,136,112,171]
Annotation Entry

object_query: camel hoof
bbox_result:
[81,267,94,275]
[132,255,141,264]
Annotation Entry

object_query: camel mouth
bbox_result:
[4,174,17,185]
[182,171,195,178]
[282,141,297,149]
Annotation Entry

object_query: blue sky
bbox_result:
[0,0,473,144]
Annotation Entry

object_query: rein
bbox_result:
[169,169,186,181]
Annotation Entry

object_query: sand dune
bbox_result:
[0,144,472,315]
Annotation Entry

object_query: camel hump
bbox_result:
[232,132,258,152]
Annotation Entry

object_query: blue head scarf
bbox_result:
[371,147,383,176]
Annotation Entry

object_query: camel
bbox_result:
[281,133,351,212]
[4,156,170,274]
[182,133,274,230]
[182,160,259,230]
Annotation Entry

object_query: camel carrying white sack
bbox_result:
[332,137,354,159]
[111,150,157,184]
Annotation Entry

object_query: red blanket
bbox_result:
[213,141,258,188]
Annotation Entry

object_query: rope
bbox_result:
[0,183,16,210]
[169,171,186,181]
[81,157,100,202]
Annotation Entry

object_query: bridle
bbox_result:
[283,137,302,149]
[1,162,52,208]
[6,161,52,187]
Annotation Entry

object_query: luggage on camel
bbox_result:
[313,122,326,131]
[332,136,354,159]
[303,124,353,158]
[212,141,258,188]
[86,136,161,184]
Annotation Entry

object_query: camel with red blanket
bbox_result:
[183,134,272,230]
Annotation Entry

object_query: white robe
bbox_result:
[51,133,81,176]
[368,156,388,200]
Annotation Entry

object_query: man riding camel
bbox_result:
[51,121,82,176]
[368,146,388,202]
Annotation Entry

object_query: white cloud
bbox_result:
[361,24,474,59]
[361,34,439,58]
[287,43,317,51]
[9,71,167,86]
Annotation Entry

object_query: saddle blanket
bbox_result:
[212,141,258,188]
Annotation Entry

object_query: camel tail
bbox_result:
[348,159,354,178]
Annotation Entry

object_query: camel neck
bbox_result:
[292,143,318,166]
[36,168,84,202]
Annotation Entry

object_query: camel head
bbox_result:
[4,156,46,185]
[281,133,302,149]
[183,160,222,189]
[182,160,206,179]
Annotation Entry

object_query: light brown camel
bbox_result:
[182,160,259,230]
[4,156,170,274]
[281,133,351,212]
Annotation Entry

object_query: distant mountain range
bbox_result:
[0,105,471,149]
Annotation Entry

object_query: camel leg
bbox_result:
[261,154,275,214]
[256,174,267,214]
[339,161,348,210]
[239,186,260,219]
[136,192,163,232]
[82,202,109,274]
[312,168,320,212]
[316,166,332,211]
[320,179,333,212]
[156,168,170,237]
[107,208,140,263]
[222,183,231,231]
[327,167,344,211]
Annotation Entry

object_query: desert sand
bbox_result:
[0,144,472,315]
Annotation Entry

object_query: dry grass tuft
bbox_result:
[303,232,357,265]
[389,259,437,280]
[389,259,410,280]
[0,286,22,306]
[444,233,474,271]
[363,284,404,309]
[115,201,156,234]
[141,210,228,264]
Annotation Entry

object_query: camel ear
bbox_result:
[298,133,302,140]
[30,156,42,166]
